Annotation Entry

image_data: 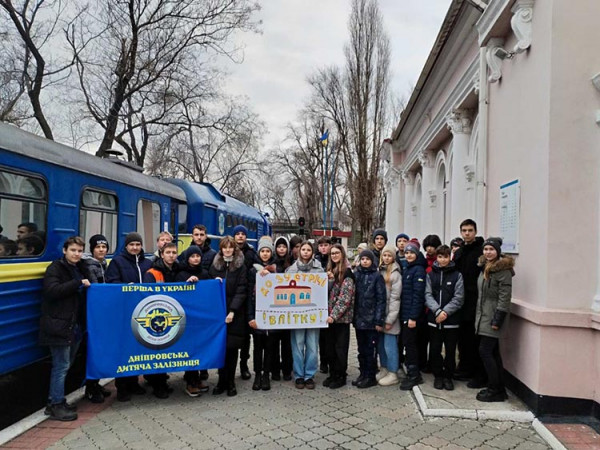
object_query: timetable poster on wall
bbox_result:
[499,179,520,253]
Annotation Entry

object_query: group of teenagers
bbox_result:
[39,218,515,422]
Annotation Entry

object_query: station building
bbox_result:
[383,0,600,416]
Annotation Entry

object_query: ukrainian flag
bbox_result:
[319,130,329,147]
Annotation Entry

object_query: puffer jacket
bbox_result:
[328,268,355,324]
[379,262,401,335]
[475,254,515,338]
[209,250,248,348]
[105,249,151,284]
[425,261,464,329]
[39,257,86,346]
[353,265,386,330]
[81,253,107,283]
[400,252,428,322]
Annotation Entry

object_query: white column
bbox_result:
[418,150,436,236]
[401,170,415,237]
[384,170,401,236]
[447,109,474,231]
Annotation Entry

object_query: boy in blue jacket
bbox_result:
[399,240,428,390]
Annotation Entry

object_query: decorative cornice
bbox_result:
[447,109,473,135]
[418,150,435,169]
[401,170,415,186]
[511,0,534,54]
[486,38,506,83]
[476,0,512,46]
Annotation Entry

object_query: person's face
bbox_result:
[382,252,394,265]
[396,237,408,251]
[188,253,201,267]
[259,248,272,262]
[437,254,451,267]
[276,243,288,257]
[460,225,476,244]
[222,245,235,258]
[63,244,84,265]
[0,244,6,256]
[425,246,436,257]
[126,241,142,256]
[360,256,372,268]
[192,228,206,246]
[157,235,172,249]
[405,251,417,263]
[318,242,331,255]
[17,226,29,239]
[162,247,178,265]
[483,245,498,262]
[234,232,246,246]
[93,243,108,261]
[16,243,30,256]
[330,247,342,264]
[374,236,385,250]
[299,243,313,262]
[292,243,301,259]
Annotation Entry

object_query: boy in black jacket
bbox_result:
[425,245,464,391]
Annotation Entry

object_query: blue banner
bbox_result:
[86,280,226,379]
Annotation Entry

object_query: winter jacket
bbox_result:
[425,261,464,329]
[400,252,428,322]
[209,250,248,348]
[81,253,107,283]
[316,253,329,271]
[247,258,276,335]
[379,263,402,335]
[475,255,515,339]
[177,239,217,272]
[453,236,484,320]
[353,265,386,330]
[143,258,179,283]
[273,236,292,273]
[395,252,408,273]
[105,249,151,284]
[39,257,86,346]
[240,242,260,271]
[328,268,355,324]
[175,262,210,283]
[285,257,323,275]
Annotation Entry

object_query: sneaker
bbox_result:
[48,402,77,422]
[476,388,508,402]
[185,384,202,398]
[117,389,132,402]
[85,386,105,403]
[295,378,305,389]
[378,372,399,386]
[44,400,77,415]
[433,377,444,390]
[328,378,347,389]
[351,375,365,386]
[197,381,209,393]
[443,378,454,391]
[400,374,424,391]
[227,384,237,397]
[376,368,389,382]
[304,378,315,389]
[356,377,377,389]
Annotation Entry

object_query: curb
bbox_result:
[0,378,113,447]
[412,384,565,449]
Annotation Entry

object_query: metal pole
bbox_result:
[322,142,327,230]
[330,143,336,233]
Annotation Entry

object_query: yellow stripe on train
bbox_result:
[0,261,51,283]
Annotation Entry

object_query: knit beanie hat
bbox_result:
[125,232,143,246]
[395,233,410,242]
[381,244,397,258]
[483,237,503,256]
[258,236,274,253]
[404,239,421,255]
[356,242,368,252]
[89,234,109,252]
[450,237,464,248]
[183,245,203,262]
[232,225,248,236]
[358,249,376,265]
[372,228,388,243]
[274,236,289,250]
[423,234,442,250]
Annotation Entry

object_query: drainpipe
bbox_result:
[476,46,489,233]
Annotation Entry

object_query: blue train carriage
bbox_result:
[167,179,271,251]
[0,123,186,377]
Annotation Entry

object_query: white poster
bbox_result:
[255,273,329,330]
[500,179,520,253]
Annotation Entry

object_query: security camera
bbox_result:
[494,47,513,60]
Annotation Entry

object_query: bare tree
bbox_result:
[67,0,260,164]
[308,0,391,241]
[0,0,76,138]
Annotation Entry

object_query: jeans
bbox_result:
[48,339,81,404]
[291,328,319,380]
[479,335,504,390]
[377,333,399,373]
[356,329,379,379]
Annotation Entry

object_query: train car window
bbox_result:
[0,169,47,258]
[226,214,233,228]
[137,199,160,249]
[178,204,187,233]
[79,189,118,252]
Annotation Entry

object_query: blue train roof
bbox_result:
[166,178,265,220]
[0,123,186,201]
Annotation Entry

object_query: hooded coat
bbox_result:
[175,246,210,282]
[379,262,402,335]
[353,263,386,330]
[273,236,292,273]
[105,249,151,284]
[475,254,515,338]
[209,249,248,348]
[425,261,464,328]
[400,252,428,322]
[453,236,484,320]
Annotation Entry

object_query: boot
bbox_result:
[400,366,423,391]
[351,373,365,386]
[227,383,237,397]
[476,387,508,402]
[48,402,77,421]
[328,377,347,389]
[85,381,105,403]
[252,373,262,391]
[261,373,271,391]
[240,361,251,380]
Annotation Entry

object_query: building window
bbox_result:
[80,189,118,253]
[0,169,47,258]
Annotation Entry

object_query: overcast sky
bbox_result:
[218,0,453,149]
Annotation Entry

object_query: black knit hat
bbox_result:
[89,234,109,252]
[358,249,376,265]
[483,237,503,256]
[372,228,388,243]
[450,237,464,248]
[124,232,143,246]
[182,245,203,262]
[423,234,442,250]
